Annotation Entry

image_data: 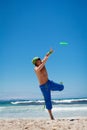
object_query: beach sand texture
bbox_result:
[0,118,87,130]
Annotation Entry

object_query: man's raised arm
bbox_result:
[35,49,53,72]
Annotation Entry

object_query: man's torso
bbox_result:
[35,66,48,85]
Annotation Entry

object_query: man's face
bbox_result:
[35,59,42,66]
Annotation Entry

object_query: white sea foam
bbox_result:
[0,107,6,112]
[53,106,87,112]
[0,105,87,118]
[11,101,33,104]
[10,98,87,105]
[53,98,87,104]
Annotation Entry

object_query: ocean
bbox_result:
[0,98,87,119]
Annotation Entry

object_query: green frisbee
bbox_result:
[59,42,69,45]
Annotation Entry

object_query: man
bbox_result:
[32,49,64,120]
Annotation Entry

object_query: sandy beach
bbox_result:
[0,118,87,130]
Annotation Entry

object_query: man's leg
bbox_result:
[49,80,64,91]
[44,97,54,119]
[40,84,54,119]
[48,110,54,120]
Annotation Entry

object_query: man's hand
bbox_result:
[49,49,54,54]
[46,49,54,56]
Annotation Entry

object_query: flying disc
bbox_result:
[59,42,68,45]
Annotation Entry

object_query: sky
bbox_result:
[0,0,87,100]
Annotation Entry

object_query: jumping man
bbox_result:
[32,49,64,120]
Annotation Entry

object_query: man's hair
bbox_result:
[32,57,40,65]
[35,58,41,66]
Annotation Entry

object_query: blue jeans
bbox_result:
[40,80,64,110]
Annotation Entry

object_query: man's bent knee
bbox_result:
[59,85,64,91]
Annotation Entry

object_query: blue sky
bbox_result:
[0,0,87,100]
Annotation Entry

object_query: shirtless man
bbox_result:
[32,49,64,120]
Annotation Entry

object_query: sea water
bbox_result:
[0,98,87,119]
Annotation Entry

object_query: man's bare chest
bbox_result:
[39,67,47,76]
